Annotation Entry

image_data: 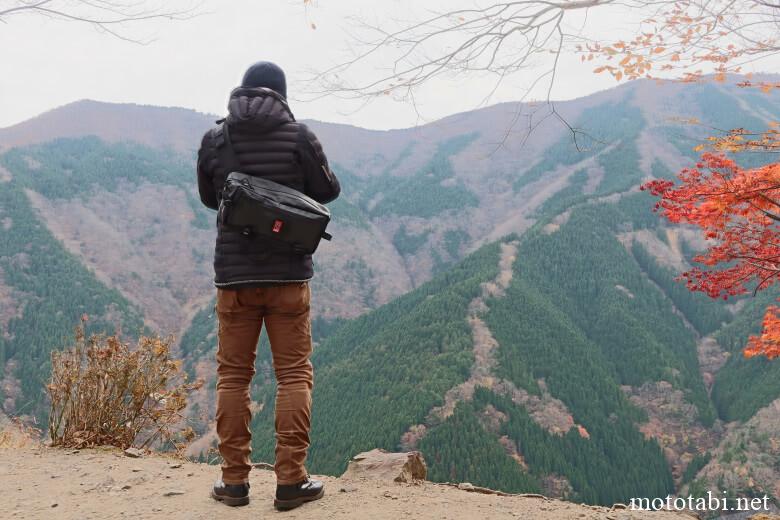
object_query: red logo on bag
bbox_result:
[272,220,284,233]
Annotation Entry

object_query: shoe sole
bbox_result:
[274,488,325,511]
[211,489,250,507]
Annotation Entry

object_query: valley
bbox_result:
[1,77,779,508]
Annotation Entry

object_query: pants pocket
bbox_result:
[279,282,310,312]
[216,288,239,313]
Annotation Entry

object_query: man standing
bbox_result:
[197,61,340,510]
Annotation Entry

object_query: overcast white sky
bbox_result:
[1,0,777,130]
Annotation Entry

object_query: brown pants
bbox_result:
[215,283,313,485]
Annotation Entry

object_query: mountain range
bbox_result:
[1,76,779,506]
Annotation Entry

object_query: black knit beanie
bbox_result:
[241,61,287,98]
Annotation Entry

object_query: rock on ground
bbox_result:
[341,449,427,483]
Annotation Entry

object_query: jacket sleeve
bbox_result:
[197,130,219,210]
[299,124,341,204]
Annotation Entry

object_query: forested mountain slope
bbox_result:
[242,187,779,506]
[1,77,779,506]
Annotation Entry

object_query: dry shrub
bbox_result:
[0,417,41,449]
[47,319,202,452]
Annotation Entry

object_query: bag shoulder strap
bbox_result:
[214,121,241,174]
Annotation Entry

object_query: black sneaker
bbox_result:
[210,478,250,507]
[274,477,325,511]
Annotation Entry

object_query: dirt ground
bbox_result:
[0,446,696,520]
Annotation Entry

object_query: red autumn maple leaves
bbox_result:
[642,154,780,359]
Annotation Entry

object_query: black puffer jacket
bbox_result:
[197,87,340,288]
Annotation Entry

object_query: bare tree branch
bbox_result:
[309,1,617,103]
[305,0,780,146]
[0,0,203,43]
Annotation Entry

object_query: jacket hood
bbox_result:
[226,87,295,131]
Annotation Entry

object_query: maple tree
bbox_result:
[642,154,780,359]
[583,2,778,84]
[597,2,780,360]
